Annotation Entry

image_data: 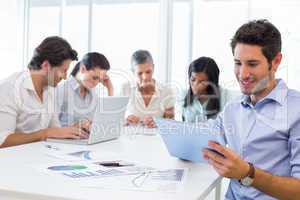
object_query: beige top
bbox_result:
[121,81,175,119]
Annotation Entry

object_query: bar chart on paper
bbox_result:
[48,165,87,171]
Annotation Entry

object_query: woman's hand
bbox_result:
[126,115,140,125]
[101,74,113,96]
[142,116,156,128]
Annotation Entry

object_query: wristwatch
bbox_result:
[239,162,255,186]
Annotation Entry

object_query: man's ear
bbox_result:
[40,60,51,72]
[271,52,282,73]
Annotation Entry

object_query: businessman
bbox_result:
[0,36,89,148]
[202,20,300,199]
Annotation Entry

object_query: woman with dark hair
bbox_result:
[180,57,237,122]
[0,36,93,148]
[56,52,113,127]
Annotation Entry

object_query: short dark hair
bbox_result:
[71,52,110,77]
[28,36,78,70]
[131,50,153,71]
[230,19,281,64]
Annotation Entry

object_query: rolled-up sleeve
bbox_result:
[289,120,300,179]
[0,100,18,145]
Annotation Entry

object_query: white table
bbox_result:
[0,130,222,200]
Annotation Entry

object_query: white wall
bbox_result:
[2,0,300,92]
[0,1,23,79]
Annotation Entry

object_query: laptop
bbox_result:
[154,118,225,163]
[47,96,129,145]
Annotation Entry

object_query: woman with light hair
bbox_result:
[121,50,174,128]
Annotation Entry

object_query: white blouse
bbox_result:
[121,81,175,119]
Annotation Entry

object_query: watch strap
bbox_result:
[248,162,255,179]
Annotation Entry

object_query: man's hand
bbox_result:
[45,126,89,140]
[0,122,90,148]
[202,141,250,180]
[142,116,156,128]
[203,141,300,200]
[126,115,140,125]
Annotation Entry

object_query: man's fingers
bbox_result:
[203,149,226,164]
[80,131,89,139]
[208,141,231,159]
[70,128,82,136]
[76,127,90,139]
[207,156,230,177]
[208,157,226,170]
[67,132,80,139]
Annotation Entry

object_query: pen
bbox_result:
[100,162,124,167]
[97,161,135,167]
[45,144,60,150]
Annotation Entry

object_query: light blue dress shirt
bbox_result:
[210,79,300,199]
[56,76,99,126]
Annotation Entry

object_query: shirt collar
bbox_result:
[240,95,251,107]
[68,76,81,91]
[241,79,288,107]
[193,96,208,107]
[22,72,35,91]
[23,70,45,92]
[68,76,94,96]
[22,71,53,101]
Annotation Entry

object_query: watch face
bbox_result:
[241,177,253,186]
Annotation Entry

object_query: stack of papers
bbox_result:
[45,149,121,161]
[36,148,187,193]
[35,161,155,179]
[81,168,187,193]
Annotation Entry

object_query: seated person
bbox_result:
[56,52,113,127]
[0,36,89,148]
[177,57,239,122]
[202,19,300,200]
[121,50,174,128]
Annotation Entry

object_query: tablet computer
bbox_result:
[155,118,226,163]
